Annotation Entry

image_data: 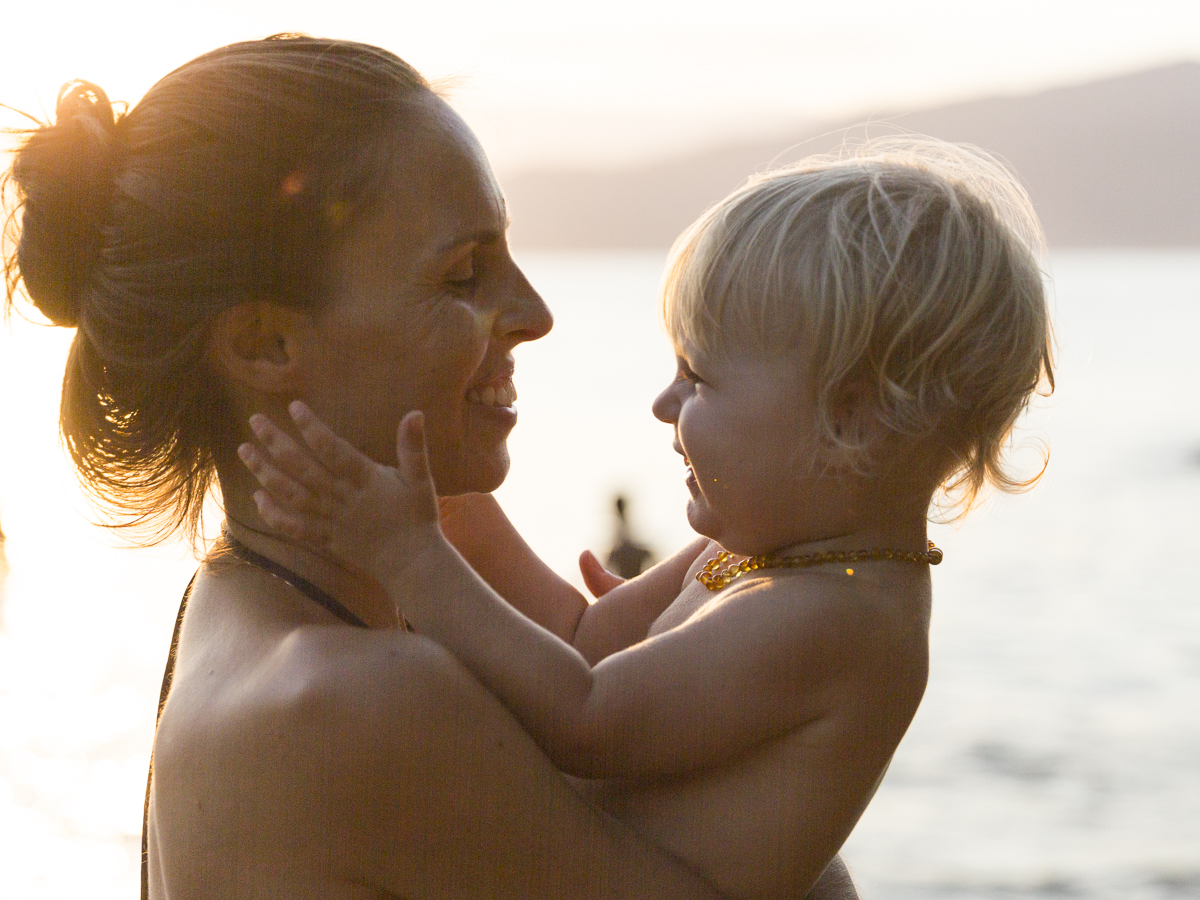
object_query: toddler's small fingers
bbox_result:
[289,401,374,488]
[253,491,330,547]
[579,549,626,599]
[249,412,337,491]
[238,441,275,485]
[396,411,433,486]
[240,444,318,512]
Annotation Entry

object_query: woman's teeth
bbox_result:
[467,382,517,408]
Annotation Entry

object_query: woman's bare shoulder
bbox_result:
[214,624,684,900]
[246,625,471,744]
[177,562,471,738]
[156,615,636,896]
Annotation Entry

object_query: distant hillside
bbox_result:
[504,62,1200,248]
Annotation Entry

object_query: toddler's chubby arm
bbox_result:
[241,405,833,780]
[437,490,709,663]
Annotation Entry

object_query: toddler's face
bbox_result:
[652,344,847,555]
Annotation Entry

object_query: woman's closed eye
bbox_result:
[443,254,478,296]
[446,275,478,297]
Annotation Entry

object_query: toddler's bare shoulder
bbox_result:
[723,570,929,672]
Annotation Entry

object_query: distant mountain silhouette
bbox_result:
[505,62,1200,248]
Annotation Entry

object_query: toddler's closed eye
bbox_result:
[673,356,703,384]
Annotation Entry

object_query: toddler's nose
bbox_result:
[652,383,680,424]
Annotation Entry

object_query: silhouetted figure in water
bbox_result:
[605,495,654,579]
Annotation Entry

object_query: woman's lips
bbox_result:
[465,377,518,431]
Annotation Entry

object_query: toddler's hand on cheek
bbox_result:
[238,402,442,587]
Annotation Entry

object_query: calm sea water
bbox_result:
[0,249,1197,899]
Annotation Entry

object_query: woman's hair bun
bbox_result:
[12,81,120,326]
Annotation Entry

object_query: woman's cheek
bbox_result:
[468,303,496,339]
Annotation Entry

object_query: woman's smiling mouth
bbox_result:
[466,379,517,408]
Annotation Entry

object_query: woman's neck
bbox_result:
[220,469,401,630]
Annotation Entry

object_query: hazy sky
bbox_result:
[3,0,1199,171]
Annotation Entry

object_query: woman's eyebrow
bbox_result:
[433,226,507,256]
[433,201,511,255]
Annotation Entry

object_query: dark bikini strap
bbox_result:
[225,535,371,629]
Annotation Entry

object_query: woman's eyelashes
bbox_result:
[443,252,479,296]
[446,273,478,296]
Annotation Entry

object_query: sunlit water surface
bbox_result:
[0,249,1197,899]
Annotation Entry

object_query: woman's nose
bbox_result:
[498,261,553,344]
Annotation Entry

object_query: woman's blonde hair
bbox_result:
[662,138,1054,513]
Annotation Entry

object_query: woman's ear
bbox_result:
[211,301,313,393]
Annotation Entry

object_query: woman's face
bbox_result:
[296,96,552,496]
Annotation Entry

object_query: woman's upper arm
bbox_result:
[439,492,588,641]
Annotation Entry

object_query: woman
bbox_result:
[5,36,857,898]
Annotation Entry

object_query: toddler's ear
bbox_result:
[211,301,314,393]
[828,378,886,448]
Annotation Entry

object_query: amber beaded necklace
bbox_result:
[696,541,943,591]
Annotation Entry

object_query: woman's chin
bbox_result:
[434,449,510,497]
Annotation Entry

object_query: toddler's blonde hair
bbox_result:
[662,138,1054,513]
